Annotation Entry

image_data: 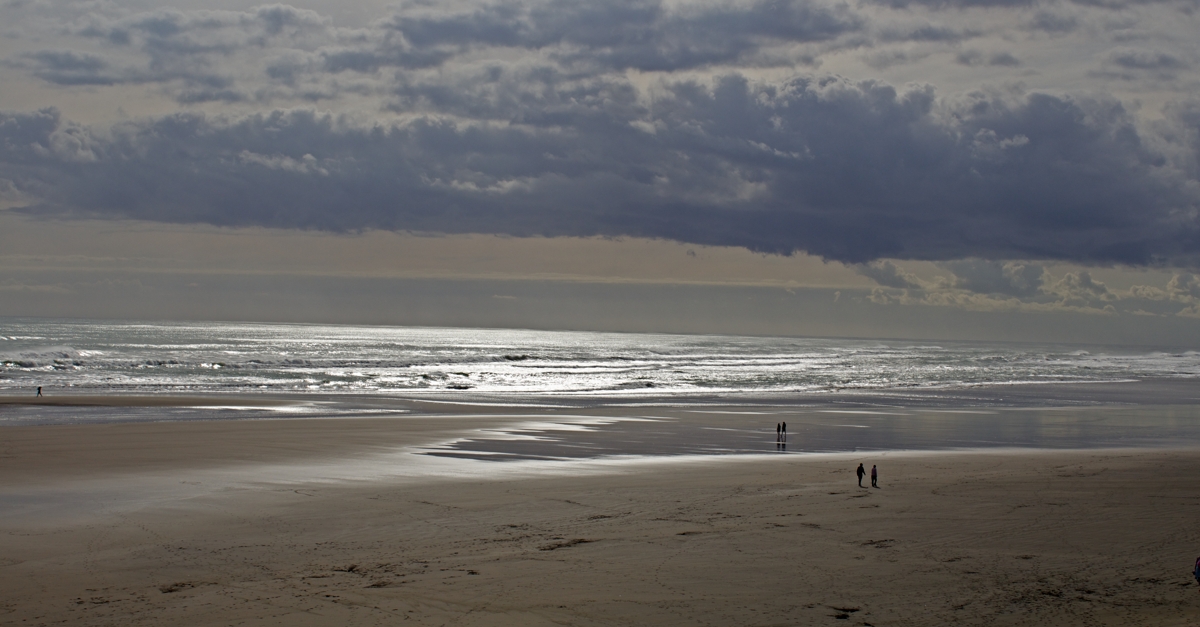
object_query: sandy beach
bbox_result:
[1,402,1199,626]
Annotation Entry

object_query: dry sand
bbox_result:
[1,408,1199,626]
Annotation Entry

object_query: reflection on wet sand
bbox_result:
[425,404,1200,461]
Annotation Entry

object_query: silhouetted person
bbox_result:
[856,463,865,487]
[36,386,42,397]
[871,464,878,488]
[775,423,781,442]
[782,421,787,441]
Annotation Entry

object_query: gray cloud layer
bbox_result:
[4,81,1196,264]
[1,0,1199,265]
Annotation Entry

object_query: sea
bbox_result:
[4,317,1200,456]
[6,317,1200,400]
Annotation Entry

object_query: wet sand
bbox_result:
[1,409,1199,626]
[5,376,1200,411]
[0,395,299,407]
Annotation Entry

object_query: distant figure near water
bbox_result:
[871,464,878,488]
[36,386,42,397]
[776,423,781,442]
[856,463,865,487]
[782,421,787,441]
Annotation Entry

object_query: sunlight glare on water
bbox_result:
[3,318,1200,400]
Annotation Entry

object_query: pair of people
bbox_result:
[855,463,878,488]
[775,422,787,442]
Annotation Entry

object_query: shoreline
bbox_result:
[0,394,304,408]
[5,397,1200,474]
[4,375,1200,411]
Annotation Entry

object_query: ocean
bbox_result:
[5,317,1200,456]
[4,317,1199,401]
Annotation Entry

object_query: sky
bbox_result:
[1,0,1199,345]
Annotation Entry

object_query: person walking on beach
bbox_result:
[36,386,42,397]
[856,463,865,487]
[776,423,781,442]
[782,421,787,441]
[871,464,878,488]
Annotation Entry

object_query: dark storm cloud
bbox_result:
[3,74,1198,265]
[1169,100,1200,179]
